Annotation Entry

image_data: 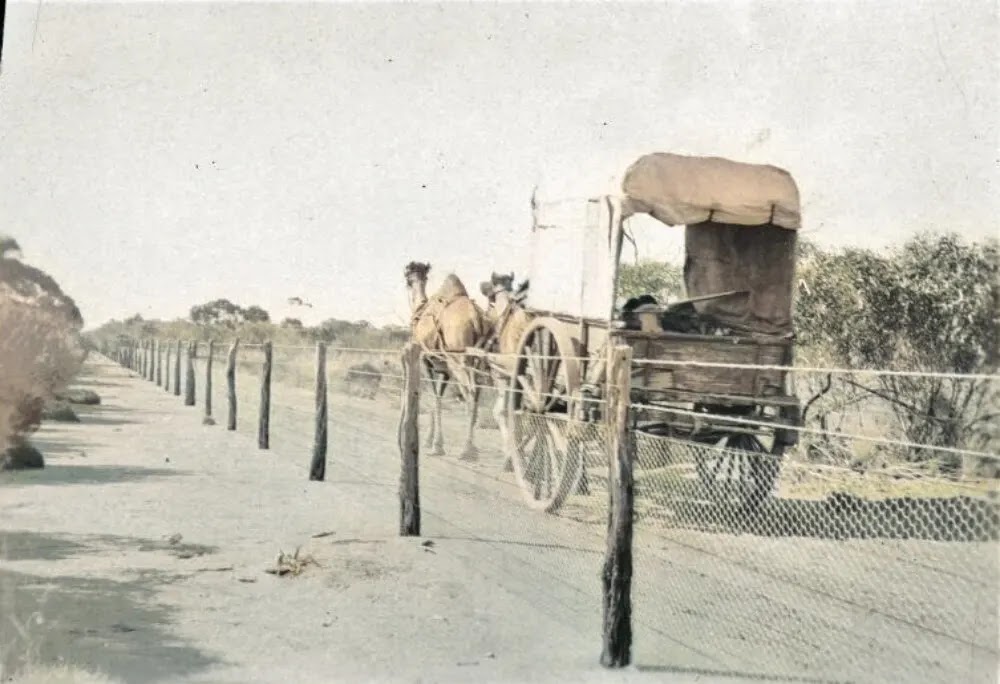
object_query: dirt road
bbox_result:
[1,357,996,683]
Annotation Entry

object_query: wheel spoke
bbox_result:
[503,322,582,513]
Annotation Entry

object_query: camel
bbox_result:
[477,272,534,471]
[404,261,487,460]
[480,272,591,496]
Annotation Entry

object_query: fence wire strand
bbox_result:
[108,341,1000,683]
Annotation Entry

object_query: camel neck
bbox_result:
[408,281,428,314]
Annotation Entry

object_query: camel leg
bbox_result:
[495,389,514,472]
[430,376,446,456]
[423,366,437,451]
[459,373,480,461]
[424,364,447,455]
[431,373,448,456]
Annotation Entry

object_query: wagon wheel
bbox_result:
[503,319,584,513]
[693,424,785,511]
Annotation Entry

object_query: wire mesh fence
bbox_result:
[109,340,999,682]
[630,428,998,683]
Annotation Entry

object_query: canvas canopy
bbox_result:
[682,222,797,336]
[617,152,800,335]
[621,152,801,230]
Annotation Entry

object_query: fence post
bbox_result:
[399,342,422,536]
[600,344,634,668]
[164,342,172,393]
[141,340,147,378]
[258,341,272,449]
[227,339,239,431]
[185,340,197,406]
[155,340,162,387]
[149,340,156,382]
[309,342,328,481]
[203,340,215,425]
[173,339,182,396]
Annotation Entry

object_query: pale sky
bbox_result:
[2,1,997,329]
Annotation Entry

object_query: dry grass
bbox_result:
[632,459,998,502]
[266,547,320,578]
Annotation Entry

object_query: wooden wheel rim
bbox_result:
[503,319,583,513]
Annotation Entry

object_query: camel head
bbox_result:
[491,271,515,292]
[403,261,430,287]
[479,271,516,302]
[404,261,431,313]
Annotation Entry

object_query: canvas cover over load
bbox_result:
[620,152,800,335]
[621,152,801,230]
[683,222,797,336]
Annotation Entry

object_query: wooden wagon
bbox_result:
[498,152,804,513]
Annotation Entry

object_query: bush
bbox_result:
[795,232,999,465]
[0,252,85,448]
[0,299,85,447]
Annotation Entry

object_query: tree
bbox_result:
[312,318,355,343]
[0,235,22,259]
[795,232,999,466]
[190,298,243,327]
[242,305,270,324]
[617,259,684,303]
[281,317,303,329]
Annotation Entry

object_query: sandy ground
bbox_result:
[1,356,997,684]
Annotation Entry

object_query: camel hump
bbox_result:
[434,273,469,303]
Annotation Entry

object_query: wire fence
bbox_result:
[106,339,999,683]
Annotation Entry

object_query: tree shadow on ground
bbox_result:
[0,464,186,487]
[0,565,221,682]
[68,378,129,389]
[0,530,218,563]
[69,405,140,427]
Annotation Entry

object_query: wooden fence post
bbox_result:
[227,339,239,431]
[149,340,156,382]
[185,340,197,406]
[600,345,634,668]
[258,341,272,449]
[141,341,147,378]
[309,342,328,481]
[399,342,422,536]
[203,340,215,425]
[155,340,162,387]
[164,343,172,392]
[173,340,182,396]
